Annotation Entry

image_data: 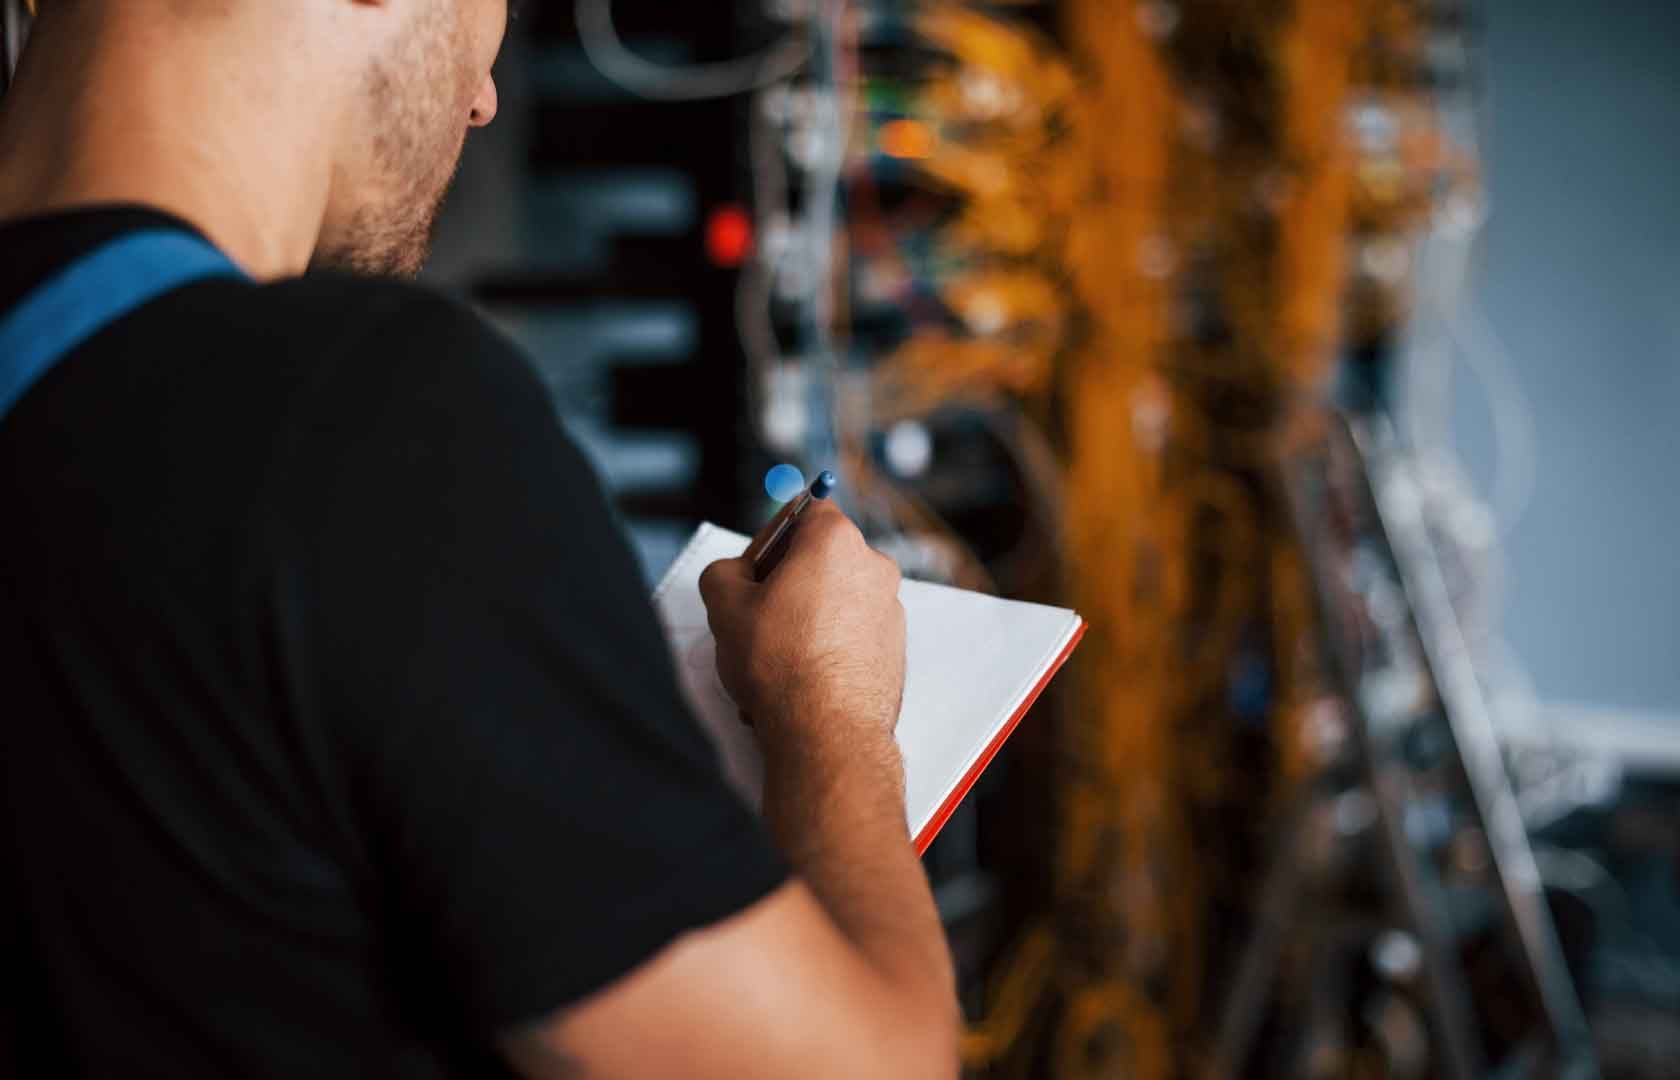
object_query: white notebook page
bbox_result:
[652,524,1083,846]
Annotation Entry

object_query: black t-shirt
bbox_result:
[0,207,786,1077]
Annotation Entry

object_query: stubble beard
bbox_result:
[315,145,463,280]
[311,5,472,280]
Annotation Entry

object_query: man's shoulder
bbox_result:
[186,271,544,415]
[186,272,598,558]
[250,273,519,363]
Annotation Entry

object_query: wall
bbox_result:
[1451,0,1679,713]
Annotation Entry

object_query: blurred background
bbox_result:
[420,0,1680,1076]
[11,0,1675,1075]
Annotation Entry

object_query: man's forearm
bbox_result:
[760,720,957,1028]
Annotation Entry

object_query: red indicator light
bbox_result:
[705,205,754,268]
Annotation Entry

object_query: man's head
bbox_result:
[313,0,508,278]
[4,0,509,278]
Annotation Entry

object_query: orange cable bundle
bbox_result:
[841,4,1474,1074]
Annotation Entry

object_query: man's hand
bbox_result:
[503,504,956,1079]
[698,501,907,752]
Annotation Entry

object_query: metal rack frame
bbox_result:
[1275,411,1598,1079]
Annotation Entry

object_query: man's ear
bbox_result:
[468,73,498,128]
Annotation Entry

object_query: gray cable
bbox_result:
[575,0,810,102]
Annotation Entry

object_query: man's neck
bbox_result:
[0,3,344,280]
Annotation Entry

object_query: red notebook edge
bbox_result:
[913,618,1088,855]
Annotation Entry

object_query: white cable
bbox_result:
[1403,216,1472,462]
[739,88,789,374]
[1404,206,1539,543]
[783,0,849,470]
[1395,4,1553,758]
[1403,2,1536,538]
[1451,295,1540,540]
[575,0,812,102]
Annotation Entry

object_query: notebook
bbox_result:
[652,523,1086,853]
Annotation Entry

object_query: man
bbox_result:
[0,1,958,1075]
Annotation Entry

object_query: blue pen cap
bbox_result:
[810,470,837,499]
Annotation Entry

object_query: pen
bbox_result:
[744,470,837,581]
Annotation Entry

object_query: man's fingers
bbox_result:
[799,498,848,524]
[776,501,867,574]
[699,557,754,610]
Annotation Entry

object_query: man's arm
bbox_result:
[504,503,958,1078]
[289,293,950,1073]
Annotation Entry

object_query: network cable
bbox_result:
[575,0,812,101]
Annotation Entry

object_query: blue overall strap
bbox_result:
[0,229,245,424]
